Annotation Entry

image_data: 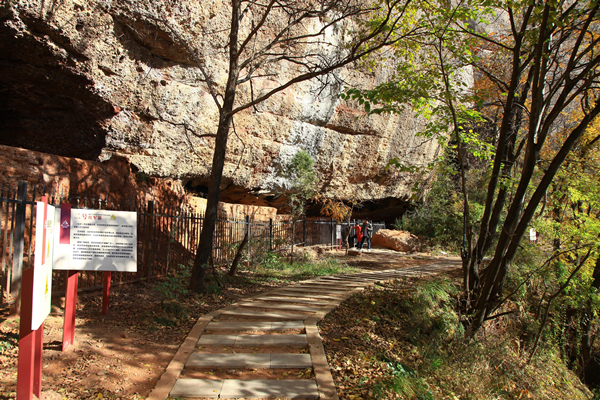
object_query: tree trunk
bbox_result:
[190,0,241,293]
[228,231,249,277]
[579,256,600,378]
[468,100,600,336]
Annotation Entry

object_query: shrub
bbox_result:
[155,263,191,302]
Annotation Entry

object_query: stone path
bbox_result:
[147,258,460,400]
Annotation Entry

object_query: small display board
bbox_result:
[530,228,537,243]
[32,202,54,330]
[53,209,137,272]
[336,224,342,240]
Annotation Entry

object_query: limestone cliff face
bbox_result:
[0,0,441,216]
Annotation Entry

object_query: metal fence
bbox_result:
[0,180,383,308]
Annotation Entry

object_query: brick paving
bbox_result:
[147,256,461,400]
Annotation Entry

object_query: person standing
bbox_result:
[359,220,373,251]
[352,222,362,249]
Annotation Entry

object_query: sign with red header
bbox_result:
[59,203,71,244]
[53,209,137,272]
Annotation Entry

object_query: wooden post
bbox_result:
[17,267,38,400]
[143,201,154,278]
[303,216,307,247]
[246,215,251,262]
[10,181,27,315]
[269,218,273,252]
[102,271,111,315]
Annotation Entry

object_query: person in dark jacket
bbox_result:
[359,220,373,251]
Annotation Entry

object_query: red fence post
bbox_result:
[102,271,111,315]
[143,201,154,278]
[33,322,43,396]
[17,195,49,399]
[16,267,36,400]
[62,270,78,351]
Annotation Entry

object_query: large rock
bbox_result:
[0,0,444,213]
[188,196,277,222]
[371,229,421,253]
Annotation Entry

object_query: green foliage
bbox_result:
[260,250,282,269]
[332,277,591,399]
[282,150,318,219]
[373,360,433,400]
[394,175,461,247]
[223,234,288,271]
[394,172,475,250]
[248,237,285,269]
[409,278,463,342]
[372,279,460,398]
[155,263,192,302]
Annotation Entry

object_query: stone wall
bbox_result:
[1,144,280,221]
[188,196,278,222]
[0,144,184,207]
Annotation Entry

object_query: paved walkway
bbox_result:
[147,258,460,400]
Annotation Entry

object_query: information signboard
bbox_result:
[53,209,137,272]
[32,202,54,330]
[529,228,537,244]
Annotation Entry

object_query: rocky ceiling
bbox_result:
[0,14,111,160]
[0,2,435,223]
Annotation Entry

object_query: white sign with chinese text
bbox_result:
[529,228,537,243]
[53,209,137,272]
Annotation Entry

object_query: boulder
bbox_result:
[371,229,421,253]
[294,247,319,261]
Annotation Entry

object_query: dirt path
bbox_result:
[0,250,458,400]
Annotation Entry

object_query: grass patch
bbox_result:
[320,276,592,400]
[253,254,360,281]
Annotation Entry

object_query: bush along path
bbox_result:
[147,260,461,400]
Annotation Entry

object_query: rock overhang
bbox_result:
[0,0,444,217]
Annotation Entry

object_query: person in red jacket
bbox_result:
[352,223,362,249]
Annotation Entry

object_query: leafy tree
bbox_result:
[282,150,318,219]
[395,162,486,251]
[462,0,600,336]
[525,116,600,377]
[345,0,600,336]
[279,150,317,256]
